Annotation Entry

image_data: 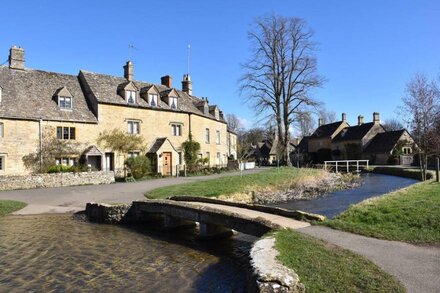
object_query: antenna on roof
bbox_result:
[187,44,191,75]
[128,44,137,60]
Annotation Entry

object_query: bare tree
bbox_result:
[240,14,324,165]
[382,118,404,131]
[296,111,316,137]
[401,73,440,180]
[226,114,244,132]
[319,108,337,124]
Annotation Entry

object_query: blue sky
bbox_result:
[1,0,439,129]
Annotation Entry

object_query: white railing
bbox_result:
[324,160,369,173]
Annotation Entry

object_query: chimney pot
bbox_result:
[123,61,134,81]
[373,112,380,124]
[342,113,347,122]
[9,46,25,70]
[358,115,364,126]
[182,74,193,95]
[161,75,172,88]
[318,118,323,127]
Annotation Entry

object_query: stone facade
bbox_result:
[0,47,237,176]
[0,171,114,191]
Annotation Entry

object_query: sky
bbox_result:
[1,0,439,130]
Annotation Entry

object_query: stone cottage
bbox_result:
[0,46,237,176]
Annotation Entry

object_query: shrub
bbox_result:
[47,165,73,173]
[125,155,152,179]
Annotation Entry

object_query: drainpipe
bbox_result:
[39,118,43,171]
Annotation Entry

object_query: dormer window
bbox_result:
[170,97,178,109]
[126,90,136,104]
[59,96,72,109]
[149,94,158,107]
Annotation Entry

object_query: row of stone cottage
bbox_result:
[0,46,237,176]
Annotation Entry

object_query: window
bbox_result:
[126,90,136,104]
[0,156,4,171]
[171,124,182,136]
[0,122,3,138]
[216,130,220,144]
[403,147,412,155]
[128,151,140,158]
[149,94,158,107]
[127,121,140,135]
[57,126,76,140]
[178,152,183,165]
[169,97,178,109]
[205,128,210,143]
[58,96,72,109]
[216,152,220,164]
[55,158,76,166]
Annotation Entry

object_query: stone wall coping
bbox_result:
[167,196,326,222]
[250,237,305,292]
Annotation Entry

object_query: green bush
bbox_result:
[47,165,73,173]
[125,155,152,179]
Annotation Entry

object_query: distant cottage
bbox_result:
[305,113,414,165]
[0,46,237,176]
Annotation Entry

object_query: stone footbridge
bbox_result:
[85,198,317,238]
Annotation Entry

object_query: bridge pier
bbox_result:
[163,215,195,229]
[198,222,233,239]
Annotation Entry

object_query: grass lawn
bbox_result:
[145,167,321,199]
[0,200,27,217]
[275,229,405,292]
[324,180,440,244]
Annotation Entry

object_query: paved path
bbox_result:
[0,169,264,215]
[299,226,440,293]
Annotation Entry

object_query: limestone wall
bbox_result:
[0,171,114,191]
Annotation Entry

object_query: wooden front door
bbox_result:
[162,152,172,176]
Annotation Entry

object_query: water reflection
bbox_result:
[270,173,417,218]
[0,214,255,292]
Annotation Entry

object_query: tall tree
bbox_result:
[226,114,244,132]
[240,14,324,165]
[382,118,404,131]
[319,108,337,124]
[401,73,440,180]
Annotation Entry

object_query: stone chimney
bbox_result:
[182,74,192,95]
[318,118,323,127]
[373,112,380,124]
[358,115,364,126]
[161,75,172,88]
[342,113,347,122]
[123,61,134,81]
[9,46,25,70]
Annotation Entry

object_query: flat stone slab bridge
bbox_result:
[85,198,318,238]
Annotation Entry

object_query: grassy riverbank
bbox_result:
[324,180,440,243]
[275,230,405,292]
[0,200,26,217]
[145,167,322,199]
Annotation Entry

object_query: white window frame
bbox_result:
[171,124,182,136]
[149,93,158,107]
[216,130,220,144]
[169,97,178,109]
[58,96,73,110]
[127,121,140,135]
[205,128,210,144]
[126,90,136,104]
[128,151,140,158]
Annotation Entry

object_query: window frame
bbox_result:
[0,155,4,171]
[58,96,73,110]
[216,130,220,145]
[126,90,136,104]
[149,93,158,107]
[127,120,140,135]
[0,122,4,138]
[128,151,140,158]
[169,97,178,109]
[56,126,76,140]
[205,128,210,144]
[171,124,182,136]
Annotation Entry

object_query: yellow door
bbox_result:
[163,152,172,176]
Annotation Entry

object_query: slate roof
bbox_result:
[333,122,377,142]
[0,66,97,122]
[79,70,226,122]
[364,130,406,153]
[309,121,344,139]
[147,137,167,154]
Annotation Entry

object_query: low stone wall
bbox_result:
[249,237,305,292]
[369,167,434,181]
[0,171,115,191]
[85,202,132,224]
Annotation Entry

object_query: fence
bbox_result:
[324,160,369,173]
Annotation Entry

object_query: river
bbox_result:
[270,173,418,218]
[0,214,255,292]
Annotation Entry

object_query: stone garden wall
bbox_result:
[0,171,115,191]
